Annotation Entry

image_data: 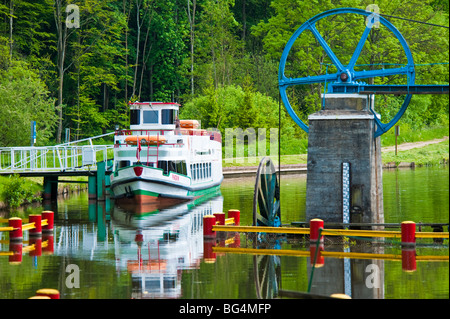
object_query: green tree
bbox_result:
[196,0,241,89]
[145,0,189,102]
[239,74,258,128]
[0,58,57,146]
[186,0,197,96]
[181,77,223,129]
[180,81,300,153]
[65,0,128,139]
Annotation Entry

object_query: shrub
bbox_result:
[2,175,41,208]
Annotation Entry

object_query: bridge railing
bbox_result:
[0,144,114,174]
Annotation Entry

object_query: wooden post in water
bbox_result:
[42,211,54,232]
[213,212,226,225]
[29,237,42,257]
[29,214,42,236]
[395,125,400,156]
[203,215,216,238]
[401,247,417,272]
[227,209,240,225]
[8,217,22,241]
[36,288,60,299]
[401,221,416,246]
[9,241,22,264]
[309,218,324,243]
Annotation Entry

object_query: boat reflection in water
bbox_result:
[110,189,223,299]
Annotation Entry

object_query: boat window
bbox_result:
[175,160,187,175]
[142,162,154,167]
[118,160,130,168]
[158,160,169,175]
[145,280,160,290]
[161,109,176,125]
[130,109,140,125]
[163,279,176,289]
[191,164,196,180]
[168,161,176,174]
[143,110,159,124]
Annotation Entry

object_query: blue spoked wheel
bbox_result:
[278,8,415,137]
[252,157,281,227]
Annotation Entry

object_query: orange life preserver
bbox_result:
[180,120,199,129]
[124,135,167,145]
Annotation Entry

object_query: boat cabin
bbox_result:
[129,102,180,131]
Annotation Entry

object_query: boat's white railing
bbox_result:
[114,129,189,149]
[113,128,221,165]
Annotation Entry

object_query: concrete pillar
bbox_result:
[305,94,383,228]
[43,176,58,201]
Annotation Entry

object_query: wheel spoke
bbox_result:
[308,22,344,72]
[279,72,338,87]
[354,66,409,80]
[347,25,372,70]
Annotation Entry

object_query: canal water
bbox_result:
[0,166,448,299]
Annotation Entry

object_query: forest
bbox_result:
[0,0,448,152]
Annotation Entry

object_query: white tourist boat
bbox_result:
[110,101,223,208]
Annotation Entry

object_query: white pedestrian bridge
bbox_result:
[0,132,114,177]
[0,132,115,201]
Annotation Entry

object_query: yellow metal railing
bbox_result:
[212,246,449,262]
[211,225,449,239]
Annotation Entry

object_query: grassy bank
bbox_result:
[223,139,449,168]
[380,124,449,147]
[223,142,449,168]
[382,140,449,166]
[223,125,449,168]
